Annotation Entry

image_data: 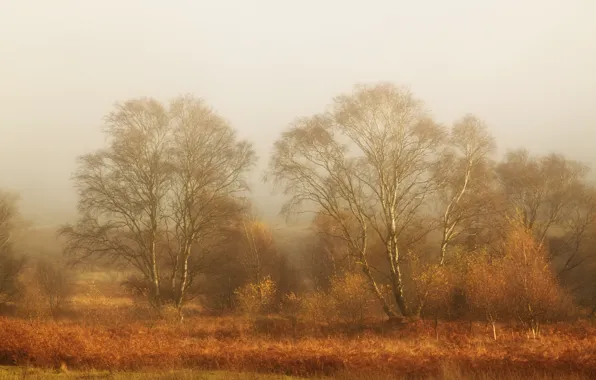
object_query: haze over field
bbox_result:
[1,0,595,226]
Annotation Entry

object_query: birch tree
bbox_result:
[239,217,277,286]
[60,96,255,312]
[269,83,445,317]
[435,115,496,264]
[550,185,596,277]
[167,96,255,315]
[60,98,171,307]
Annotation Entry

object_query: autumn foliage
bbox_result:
[464,220,570,339]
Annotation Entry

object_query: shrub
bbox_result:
[464,251,508,339]
[35,260,74,318]
[329,272,378,327]
[18,276,49,319]
[412,262,456,318]
[280,292,302,321]
[0,251,26,307]
[299,290,336,327]
[500,223,570,336]
[465,221,570,339]
[235,276,277,317]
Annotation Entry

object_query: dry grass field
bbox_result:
[0,270,595,379]
[0,367,594,380]
[1,313,595,379]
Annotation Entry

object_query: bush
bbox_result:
[329,272,378,327]
[464,251,508,339]
[121,274,177,307]
[299,290,336,327]
[280,292,302,319]
[18,277,48,319]
[0,251,26,307]
[465,221,570,339]
[290,273,380,329]
[500,223,570,336]
[34,260,74,318]
[235,276,277,317]
[412,262,457,318]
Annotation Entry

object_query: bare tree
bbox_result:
[239,217,277,286]
[0,191,19,253]
[308,212,358,290]
[496,150,589,244]
[268,83,445,317]
[495,149,596,303]
[550,185,596,277]
[434,115,496,264]
[60,95,256,313]
[60,98,171,308]
[0,191,26,306]
[166,96,255,316]
[35,259,74,317]
[411,117,497,317]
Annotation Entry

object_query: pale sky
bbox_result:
[0,0,595,226]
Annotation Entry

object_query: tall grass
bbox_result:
[0,366,594,379]
[0,317,595,378]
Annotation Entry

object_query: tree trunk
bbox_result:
[170,253,179,300]
[150,240,161,308]
[439,239,448,266]
[150,274,161,309]
[360,264,396,318]
[387,243,410,317]
[386,216,411,317]
[390,269,410,317]
[175,242,192,318]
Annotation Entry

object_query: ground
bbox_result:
[1,270,595,379]
[0,367,297,380]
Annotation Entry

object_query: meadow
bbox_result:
[1,271,595,380]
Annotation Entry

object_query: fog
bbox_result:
[1,0,595,227]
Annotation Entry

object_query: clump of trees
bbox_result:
[2,82,594,338]
[268,83,497,318]
[267,82,596,333]
[0,192,75,319]
[59,95,256,319]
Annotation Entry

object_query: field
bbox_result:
[0,367,299,380]
[0,367,595,380]
[0,269,595,379]
[1,314,596,379]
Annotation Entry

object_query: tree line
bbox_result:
[1,83,595,330]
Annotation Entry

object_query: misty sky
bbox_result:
[1,0,595,226]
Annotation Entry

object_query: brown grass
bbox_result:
[0,317,595,378]
[2,269,594,378]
